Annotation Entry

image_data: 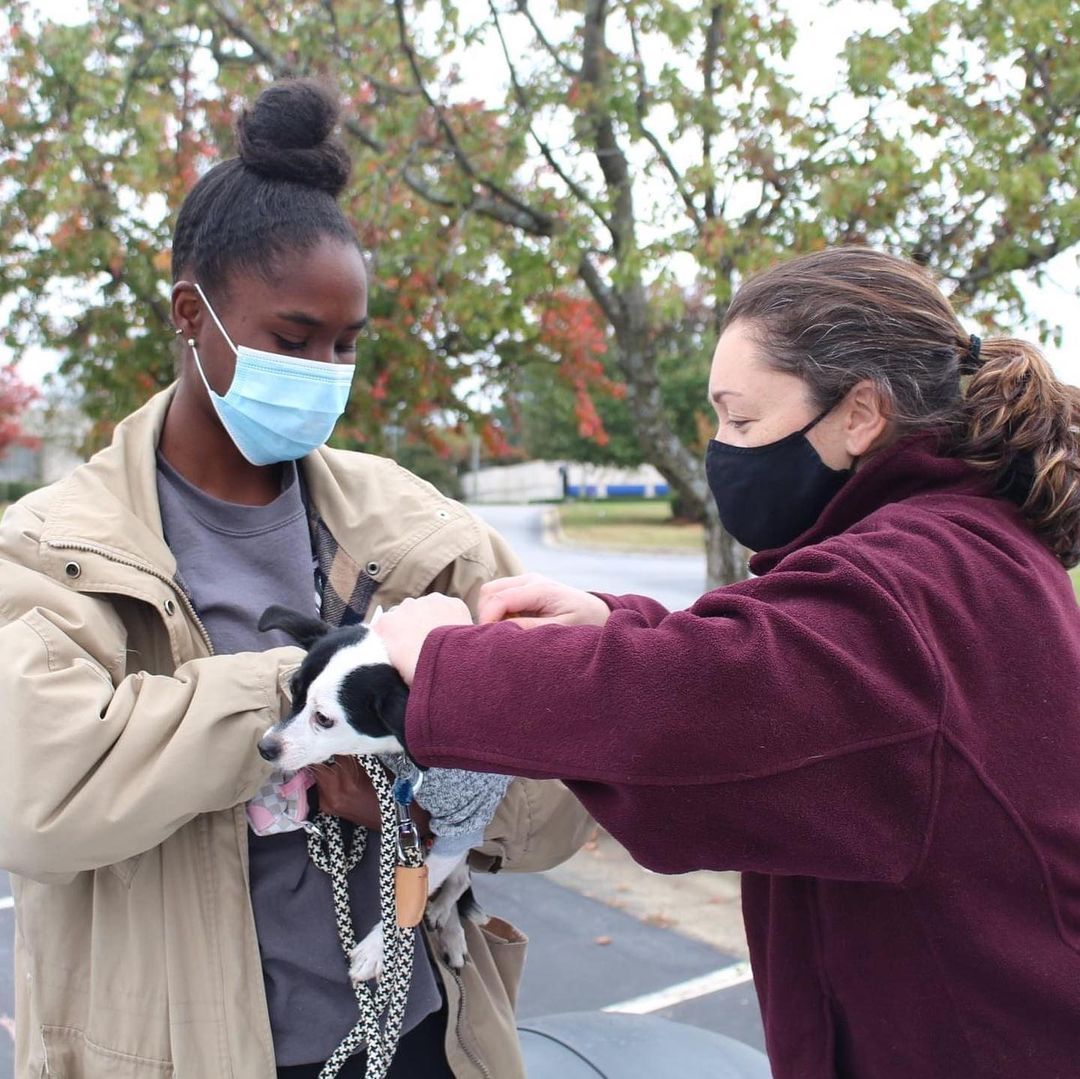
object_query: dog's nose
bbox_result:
[258,736,282,762]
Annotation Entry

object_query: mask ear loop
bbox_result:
[192,282,239,353]
[801,393,861,473]
[186,337,218,402]
[798,400,841,437]
[187,282,239,401]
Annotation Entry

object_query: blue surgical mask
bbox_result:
[188,282,356,466]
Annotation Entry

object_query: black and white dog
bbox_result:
[256,604,509,983]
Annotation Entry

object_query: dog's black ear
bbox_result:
[375,673,424,768]
[258,605,330,650]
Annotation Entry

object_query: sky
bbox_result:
[5,0,1079,390]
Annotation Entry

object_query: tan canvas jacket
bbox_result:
[0,388,593,1079]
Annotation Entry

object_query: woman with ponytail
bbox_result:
[373,247,1080,1078]
[0,79,589,1078]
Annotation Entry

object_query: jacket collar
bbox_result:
[749,431,990,575]
[39,386,481,591]
[41,387,179,575]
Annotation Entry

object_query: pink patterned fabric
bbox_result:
[246,768,315,835]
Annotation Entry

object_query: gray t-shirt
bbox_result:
[156,454,440,1066]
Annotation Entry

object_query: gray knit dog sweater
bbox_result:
[384,752,511,857]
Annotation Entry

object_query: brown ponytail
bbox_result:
[724,246,1080,568]
[958,338,1080,567]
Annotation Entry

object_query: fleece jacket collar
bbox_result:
[749,431,993,575]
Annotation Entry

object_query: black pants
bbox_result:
[276,999,455,1079]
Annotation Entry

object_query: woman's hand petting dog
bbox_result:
[373,594,472,685]
[312,757,432,838]
[477,573,613,628]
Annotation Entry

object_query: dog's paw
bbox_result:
[430,908,469,972]
[349,925,385,984]
[425,882,459,933]
[425,858,472,932]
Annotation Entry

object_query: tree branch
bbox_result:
[943,45,1073,297]
[702,4,724,220]
[580,0,634,255]
[487,0,611,230]
[578,251,622,326]
[319,0,421,103]
[950,234,1063,299]
[392,0,554,237]
[512,0,575,77]
[205,0,295,78]
[628,16,703,233]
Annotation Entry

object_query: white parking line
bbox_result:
[0,896,13,911]
[602,961,754,1015]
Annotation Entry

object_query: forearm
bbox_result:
[0,612,300,876]
[405,550,943,880]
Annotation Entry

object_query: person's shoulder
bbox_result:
[802,489,1053,607]
[847,486,1032,561]
[0,479,68,560]
[309,447,500,577]
[314,444,467,516]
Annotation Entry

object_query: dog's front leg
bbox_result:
[425,847,466,895]
[349,923,384,984]
[424,852,475,972]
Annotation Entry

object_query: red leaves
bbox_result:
[478,418,513,458]
[573,385,609,446]
[371,371,390,401]
[540,294,608,364]
[50,212,89,251]
[538,292,623,445]
[0,366,39,457]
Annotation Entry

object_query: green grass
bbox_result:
[557,499,704,553]
[1071,567,1080,601]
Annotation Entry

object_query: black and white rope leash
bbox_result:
[305,757,425,1079]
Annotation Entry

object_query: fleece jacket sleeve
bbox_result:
[406,540,945,882]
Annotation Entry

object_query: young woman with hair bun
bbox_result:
[0,79,590,1078]
[376,247,1080,1078]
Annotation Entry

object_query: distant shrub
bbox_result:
[0,480,41,502]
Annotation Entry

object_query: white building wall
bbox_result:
[463,460,670,503]
[0,400,91,485]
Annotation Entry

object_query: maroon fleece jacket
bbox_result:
[406,434,1080,1079]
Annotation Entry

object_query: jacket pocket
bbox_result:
[476,916,528,1012]
[39,1026,174,1079]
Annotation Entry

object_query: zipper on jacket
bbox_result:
[46,540,215,656]
[448,964,492,1079]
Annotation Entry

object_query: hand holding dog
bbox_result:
[477,573,612,628]
[311,757,432,837]
[373,594,473,685]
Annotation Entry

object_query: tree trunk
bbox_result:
[605,333,746,590]
[702,498,746,591]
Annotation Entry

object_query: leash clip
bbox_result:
[300,818,325,842]
[392,777,424,864]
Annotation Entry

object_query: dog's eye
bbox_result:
[313,711,335,729]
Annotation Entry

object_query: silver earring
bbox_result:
[187,339,196,347]
[174,327,182,336]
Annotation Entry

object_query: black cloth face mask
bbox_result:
[705,406,854,553]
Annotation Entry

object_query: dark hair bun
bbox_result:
[235,78,352,197]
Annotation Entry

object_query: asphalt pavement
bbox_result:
[0,506,767,1076]
[469,503,707,612]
